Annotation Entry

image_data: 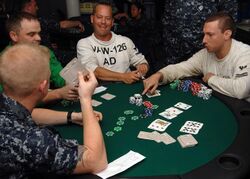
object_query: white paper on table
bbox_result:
[95,150,145,179]
[94,86,107,94]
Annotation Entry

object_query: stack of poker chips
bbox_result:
[141,101,153,118]
[129,94,143,106]
[170,80,212,100]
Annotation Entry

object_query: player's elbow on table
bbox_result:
[233,83,249,100]
[82,152,108,173]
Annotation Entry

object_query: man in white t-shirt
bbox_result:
[77,1,149,84]
[143,12,250,102]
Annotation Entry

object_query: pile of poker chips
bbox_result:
[170,80,212,100]
[140,101,153,118]
[129,94,143,106]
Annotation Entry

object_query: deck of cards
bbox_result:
[137,131,176,145]
[177,134,198,148]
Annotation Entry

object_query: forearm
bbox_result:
[208,76,250,99]
[94,67,124,82]
[80,98,107,172]
[41,89,63,103]
[32,108,67,125]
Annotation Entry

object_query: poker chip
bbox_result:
[118,116,126,121]
[152,105,159,109]
[114,126,122,132]
[106,131,115,137]
[116,121,125,125]
[131,116,139,120]
[124,110,134,115]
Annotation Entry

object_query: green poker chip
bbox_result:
[116,121,124,125]
[106,131,115,137]
[118,116,126,121]
[152,105,159,109]
[124,110,134,115]
[131,116,139,120]
[114,126,122,132]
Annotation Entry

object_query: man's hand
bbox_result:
[72,110,103,125]
[121,71,141,84]
[58,85,79,101]
[202,73,215,83]
[142,72,163,95]
[78,71,98,100]
[136,63,149,76]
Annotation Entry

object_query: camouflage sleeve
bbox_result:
[22,127,78,175]
[49,49,65,88]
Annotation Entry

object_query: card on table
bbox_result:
[148,119,171,132]
[101,93,116,100]
[165,107,183,115]
[160,132,176,145]
[179,121,203,135]
[91,99,102,107]
[174,102,192,110]
[159,111,177,120]
[137,131,153,140]
[177,134,198,148]
[146,90,161,98]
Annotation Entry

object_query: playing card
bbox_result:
[179,121,203,135]
[177,134,198,148]
[165,107,183,115]
[174,102,192,110]
[60,58,88,85]
[160,132,176,145]
[91,99,102,107]
[101,93,116,100]
[148,119,171,132]
[137,131,153,140]
[146,90,161,98]
[150,131,162,143]
[159,111,177,120]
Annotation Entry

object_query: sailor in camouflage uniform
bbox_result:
[161,0,238,67]
[0,44,107,178]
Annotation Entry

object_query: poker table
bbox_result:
[46,81,250,179]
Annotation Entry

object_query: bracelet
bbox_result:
[67,111,73,125]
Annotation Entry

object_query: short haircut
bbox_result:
[92,1,113,15]
[5,12,38,34]
[205,11,236,37]
[0,43,50,97]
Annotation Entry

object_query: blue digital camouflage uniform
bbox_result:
[161,0,238,67]
[0,93,78,179]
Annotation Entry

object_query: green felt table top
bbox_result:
[51,82,237,177]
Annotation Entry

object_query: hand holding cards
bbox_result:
[60,57,88,85]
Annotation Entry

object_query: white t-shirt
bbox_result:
[159,39,250,101]
[77,32,148,73]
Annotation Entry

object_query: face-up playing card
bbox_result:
[165,107,183,115]
[159,111,177,120]
[179,121,203,135]
[91,99,102,107]
[174,102,192,110]
[148,119,171,132]
[101,93,116,100]
[146,90,161,98]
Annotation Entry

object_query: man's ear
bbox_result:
[9,31,18,43]
[224,30,232,40]
[38,80,49,95]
